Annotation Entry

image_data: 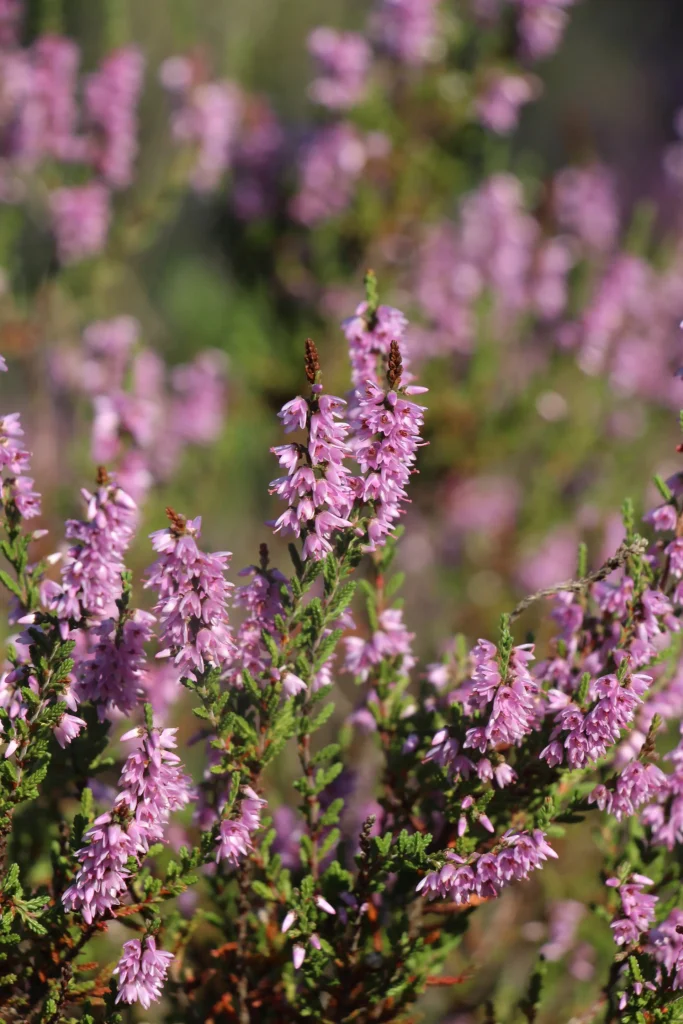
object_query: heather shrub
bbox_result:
[3,2,683,1023]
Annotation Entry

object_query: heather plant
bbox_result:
[3,276,683,1023]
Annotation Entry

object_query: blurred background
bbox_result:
[3,0,683,1019]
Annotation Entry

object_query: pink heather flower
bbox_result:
[642,730,683,849]
[423,729,475,778]
[341,302,410,390]
[514,0,578,61]
[84,47,145,189]
[417,829,556,903]
[49,183,111,264]
[117,726,192,840]
[475,73,539,135]
[292,944,306,970]
[607,873,658,947]
[43,477,137,632]
[0,401,42,520]
[30,35,82,162]
[344,608,415,681]
[53,711,87,748]
[270,386,355,561]
[76,610,155,719]
[307,28,371,110]
[227,560,288,686]
[540,900,585,961]
[290,123,373,225]
[589,760,666,821]
[553,164,619,252]
[463,639,538,751]
[62,812,149,922]
[646,909,683,989]
[144,513,234,680]
[168,350,227,446]
[113,936,174,1008]
[351,369,428,550]
[541,665,651,770]
[216,786,267,866]
[371,0,441,65]
[161,60,242,192]
[231,95,284,219]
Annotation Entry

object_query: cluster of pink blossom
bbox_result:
[42,475,137,630]
[472,0,578,62]
[113,936,174,1009]
[647,909,683,991]
[270,368,356,561]
[145,512,235,680]
[642,730,683,850]
[75,610,156,719]
[0,365,41,520]
[474,72,539,135]
[341,302,410,389]
[371,0,442,66]
[463,639,539,751]
[51,316,227,504]
[607,873,658,947]
[216,785,267,866]
[307,28,371,110]
[350,363,428,550]
[417,829,557,903]
[0,22,144,259]
[589,759,667,822]
[344,608,415,682]
[540,663,651,770]
[159,56,242,192]
[63,725,191,922]
[227,554,288,685]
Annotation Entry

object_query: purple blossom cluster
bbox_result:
[464,639,538,751]
[113,936,174,1009]
[145,512,235,680]
[271,371,356,561]
[63,725,191,922]
[42,475,137,630]
[590,759,666,822]
[227,553,288,685]
[351,366,428,550]
[607,873,658,947]
[416,829,557,903]
[75,610,156,719]
[51,316,227,504]
[216,786,267,866]
[0,369,41,520]
[344,608,415,682]
[307,28,371,110]
[341,302,410,389]
[371,0,442,66]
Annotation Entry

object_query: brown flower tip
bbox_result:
[165,506,187,536]
[304,338,321,385]
[259,542,270,571]
[96,466,109,486]
[387,340,403,389]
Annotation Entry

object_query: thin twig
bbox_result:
[510,540,647,622]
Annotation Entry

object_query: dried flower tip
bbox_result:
[304,338,321,385]
[387,340,403,389]
[96,465,110,486]
[259,542,270,571]
[165,507,187,536]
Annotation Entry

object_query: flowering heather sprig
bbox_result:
[417,829,557,903]
[290,123,377,225]
[646,909,683,990]
[216,786,267,866]
[62,721,191,922]
[307,28,371,110]
[351,342,428,550]
[589,759,667,821]
[0,374,42,521]
[474,72,539,135]
[642,730,683,849]
[42,470,137,632]
[49,182,111,264]
[463,636,538,751]
[344,608,415,681]
[160,58,242,192]
[144,508,235,680]
[540,661,651,769]
[341,295,410,390]
[113,936,174,1009]
[84,47,145,189]
[228,544,289,685]
[271,339,356,561]
[371,0,441,65]
[607,873,658,947]
[75,610,155,718]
